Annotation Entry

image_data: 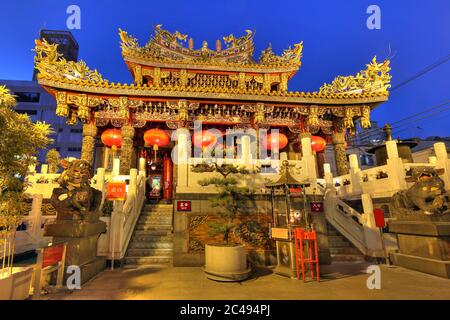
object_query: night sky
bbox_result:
[1,0,449,138]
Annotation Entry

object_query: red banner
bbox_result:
[374,208,386,228]
[42,244,65,268]
[106,182,127,200]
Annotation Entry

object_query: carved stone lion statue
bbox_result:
[390,167,449,216]
[50,159,102,221]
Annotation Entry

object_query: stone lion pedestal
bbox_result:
[389,215,450,278]
[44,159,106,285]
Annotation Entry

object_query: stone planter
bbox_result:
[0,266,34,300]
[204,244,251,281]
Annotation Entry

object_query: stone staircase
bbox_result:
[327,222,365,262]
[125,204,174,268]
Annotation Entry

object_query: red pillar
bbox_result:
[163,156,173,200]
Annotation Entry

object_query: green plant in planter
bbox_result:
[46,148,61,173]
[192,163,256,245]
[0,86,51,274]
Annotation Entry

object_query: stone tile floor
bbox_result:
[43,262,450,300]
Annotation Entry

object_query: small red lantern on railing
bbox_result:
[192,130,219,148]
[262,133,288,150]
[311,135,326,153]
[144,128,170,160]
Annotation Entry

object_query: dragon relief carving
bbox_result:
[259,42,303,65]
[34,39,107,83]
[319,56,391,94]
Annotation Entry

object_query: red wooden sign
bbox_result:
[310,202,324,213]
[42,244,65,268]
[177,200,191,212]
[374,208,386,228]
[289,187,303,194]
[106,182,127,200]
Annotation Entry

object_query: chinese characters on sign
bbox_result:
[177,200,192,212]
[310,202,324,213]
[106,182,127,200]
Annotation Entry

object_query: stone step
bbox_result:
[144,205,173,211]
[131,235,173,242]
[331,254,366,262]
[127,248,173,256]
[138,216,172,222]
[328,236,351,247]
[125,256,173,265]
[135,224,172,231]
[123,264,172,269]
[327,230,341,236]
[137,220,172,227]
[140,212,173,217]
[330,247,361,255]
[134,230,172,236]
[129,241,173,249]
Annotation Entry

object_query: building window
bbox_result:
[68,147,82,152]
[14,92,40,103]
[360,154,374,166]
[16,110,38,115]
[58,128,64,133]
[70,128,83,133]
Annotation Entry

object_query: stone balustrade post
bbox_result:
[301,136,318,181]
[361,193,384,256]
[434,142,450,189]
[385,140,407,191]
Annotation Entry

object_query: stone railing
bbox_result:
[322,141,450,258]
[99,168,146,262]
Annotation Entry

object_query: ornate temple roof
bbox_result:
[119,25,303,74]
[32,27,391,131]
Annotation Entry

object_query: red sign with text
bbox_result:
[177,200,192,212]
[106,182,127,200]
[310,202,324,213]
[42,244,65,268]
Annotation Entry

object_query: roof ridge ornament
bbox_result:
[34,39,107,83]
[319,56,391,94]
[259,42,303,65]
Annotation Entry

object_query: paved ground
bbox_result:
[43,262,450,300]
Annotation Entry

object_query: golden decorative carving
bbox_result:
[254,103,265,125]
[56,91,69,117]
[34,39,107,83]
[360,105,371,128]
[134,65,142,86]
[319,56,391,94]
[307,106,320,127]
[280,73,289,92]
[259,42,303,66]
[81,124,97,165]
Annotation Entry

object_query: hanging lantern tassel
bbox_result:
[112,145,117,158]
[153,144,159,161]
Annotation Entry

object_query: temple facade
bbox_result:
[33,25,392,267]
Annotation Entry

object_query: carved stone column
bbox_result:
[81,123,97,166]
[119,125,135,175]
[332,130,349,176]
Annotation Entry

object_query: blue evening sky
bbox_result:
[1,0,449,138]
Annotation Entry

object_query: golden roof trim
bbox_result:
[38,76,388,105]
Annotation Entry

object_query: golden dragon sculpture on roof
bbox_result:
[259,42,303,65]
[319,56,391,94]
[34,39,107,83]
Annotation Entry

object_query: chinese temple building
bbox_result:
[33,25,392,267]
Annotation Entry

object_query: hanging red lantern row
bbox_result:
[192,130,220,148]
[101,129,122,148]
[311,135,327,152]
[144,128,170,150]
[262,133,288,150]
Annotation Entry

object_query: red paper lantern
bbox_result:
[192,130,219,148]
[263,133,288,150]
[311,135,326,152]
[101,129,122,148]
[144,129,170,148]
